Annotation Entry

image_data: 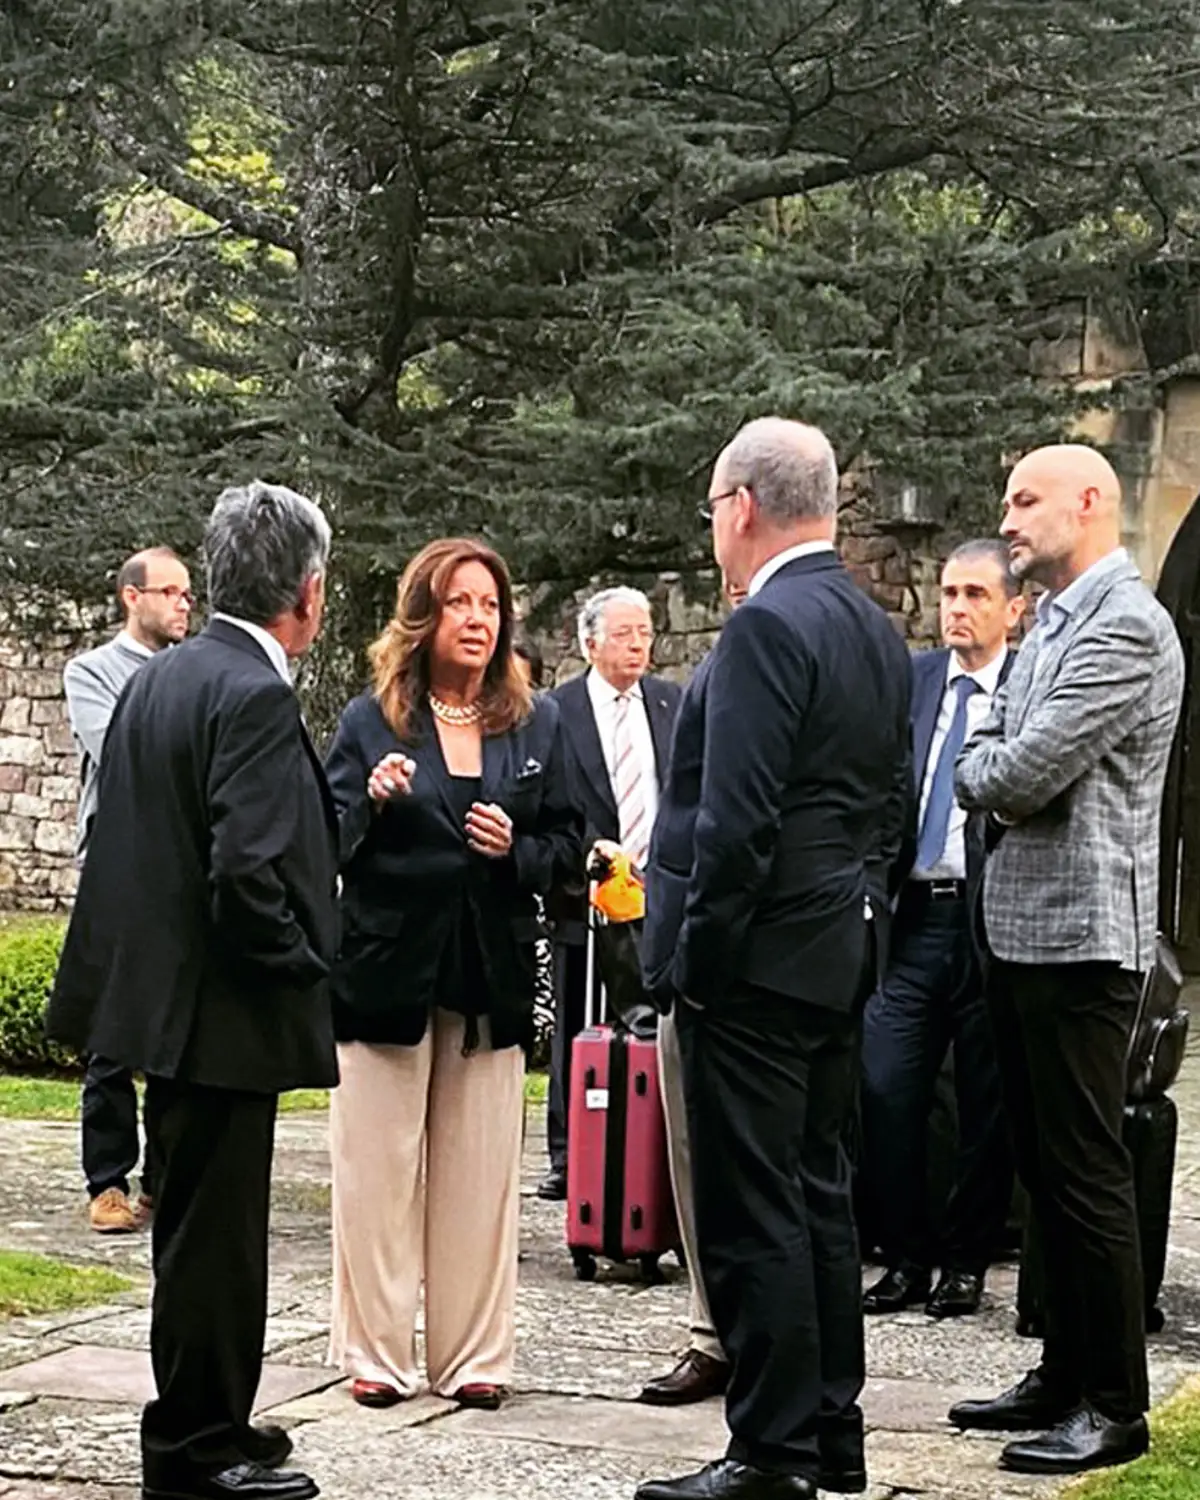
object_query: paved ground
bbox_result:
[1,996,1198,1500]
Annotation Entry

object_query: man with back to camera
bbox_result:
[951,445,1184,1477]
[539,588,681,1195]
[637,418,912,1500]
[48,482,339,1500]
[63,547,192,1233]
[859,539,1023,1319]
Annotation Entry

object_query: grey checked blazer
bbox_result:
[954,554,1183,972]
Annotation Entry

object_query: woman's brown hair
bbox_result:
[369,538,533,739]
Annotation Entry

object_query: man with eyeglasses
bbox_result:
[540,590,682,1194]
[63,546,193,1232]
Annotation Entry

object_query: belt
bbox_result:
[906,878,966,902]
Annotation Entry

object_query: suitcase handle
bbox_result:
[583,883,608,1030]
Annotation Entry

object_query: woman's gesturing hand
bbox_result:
[368,752,416,805]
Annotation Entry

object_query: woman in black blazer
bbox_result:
[324,538,580,1413]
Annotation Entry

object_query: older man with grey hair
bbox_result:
[48,481,338,1500]
[540,587,682,1187]
[638,418,912,1500]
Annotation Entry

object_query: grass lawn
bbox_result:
[0,1069,550,1119]
[1067,1377,1200,1499]
[0,1249,132,1318]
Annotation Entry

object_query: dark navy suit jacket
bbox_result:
[642,551,912,1012]
[547,670,681,943]
[898,645,1015,903]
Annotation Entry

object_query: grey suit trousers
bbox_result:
[658,1007,726,1363]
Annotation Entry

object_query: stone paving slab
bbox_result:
[0,991,1197,1500]
[0,1346,339,1411]
[0,1397,140,1486]
[0,1485,138,1500]
[264,1384,455,1427]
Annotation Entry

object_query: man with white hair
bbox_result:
[48,481,338,1500]
[540,589,681,1182]
[638,418,912,1500]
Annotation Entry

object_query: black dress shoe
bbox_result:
[638,1350,730,1406]
[1000,1403,1149,1475]
[634,1459,815,1500]
[143,1462,318,1500]
[948,1369,1079,1432]
[536,1166,567,1201]
[925,1269,983,1319]
[862,1264,931,1314]
[815,1461,866,1494]
[238,1426,292,1469]
[817,1412,866,1493]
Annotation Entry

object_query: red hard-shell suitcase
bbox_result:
[565,904,677,1283]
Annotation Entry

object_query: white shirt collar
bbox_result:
[212,613,292,685]
[946,644,1008,696]
[115,630,155,660]
[586,668,644,705]
[747,540,836,598]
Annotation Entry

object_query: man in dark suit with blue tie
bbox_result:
[637,418,912,1500]
[861,540,1024,1320]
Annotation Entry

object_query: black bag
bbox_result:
[1126,937,1189,1101]
[1016,1096,1178,1338]
[593,919,657,1041]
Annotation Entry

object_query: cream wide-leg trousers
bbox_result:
[329,1010,524,1397]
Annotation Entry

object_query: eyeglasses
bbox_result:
[135,586,194,606]
[697,489,739,523]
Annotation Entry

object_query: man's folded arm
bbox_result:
[955,615,1160,821]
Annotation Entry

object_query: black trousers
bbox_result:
[679,983,866,1479]
[546,940,587,1172]
[861,891,1012,1275]
[140,1077,277,1486]
[82,1054,158,1199]
[988,960,1148,1422]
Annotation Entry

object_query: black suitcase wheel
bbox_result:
[639,1253,664,1285]
[572,1250,597,1282]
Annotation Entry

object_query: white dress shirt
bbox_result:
[586,668,660,835]
[747,540,836,597]
[915,646,1009,881]
[212,613,292,685]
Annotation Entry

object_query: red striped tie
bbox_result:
[613,692,648,867]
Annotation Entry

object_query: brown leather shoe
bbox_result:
[133,1193,154,1229]
[638,1350,730,1406]
[89,1187,138,1234]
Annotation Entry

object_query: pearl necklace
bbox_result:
[429,693,482,726]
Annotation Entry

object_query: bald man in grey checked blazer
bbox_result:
[949,446,1184,1481]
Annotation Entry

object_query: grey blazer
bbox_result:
[63,635,150,860]
[954,554,1184,972]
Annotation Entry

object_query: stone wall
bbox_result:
[0,612,104,911]
[534,516,944,687]
[0,516,943,913]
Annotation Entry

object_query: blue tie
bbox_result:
[916,675,980,873]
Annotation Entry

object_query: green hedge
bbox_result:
[0,917,75,1070]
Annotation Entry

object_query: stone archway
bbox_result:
[1157,492,1200,969]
